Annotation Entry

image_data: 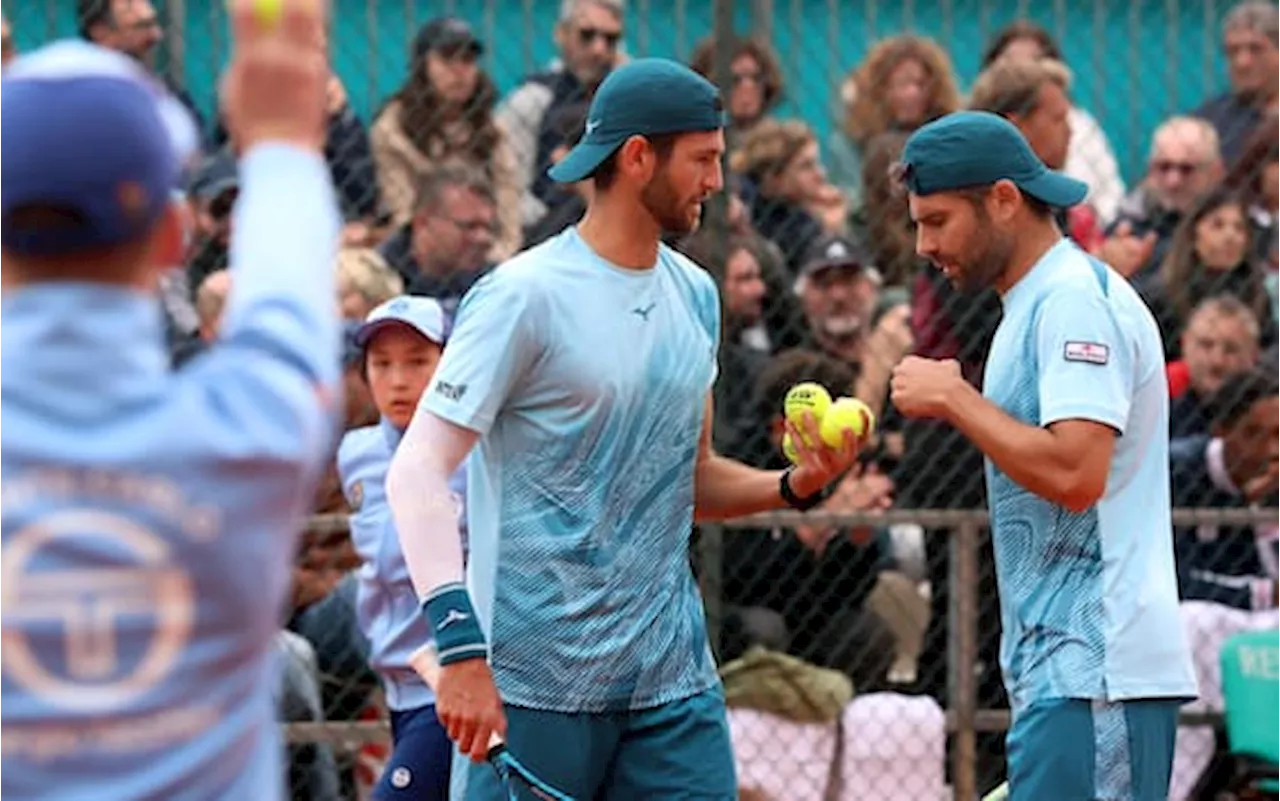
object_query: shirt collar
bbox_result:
[380,416,404,451]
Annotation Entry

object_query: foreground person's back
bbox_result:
[1,7,341,798]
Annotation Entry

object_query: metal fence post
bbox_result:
[948,520,980,801]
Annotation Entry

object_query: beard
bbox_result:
[641,167,703,236]
[948,210,1016,293]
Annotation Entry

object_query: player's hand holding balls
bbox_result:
[890,356,963,420]
[782,383,868,498]
[220,0,329,155]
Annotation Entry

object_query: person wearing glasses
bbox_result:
[497,0,627,228]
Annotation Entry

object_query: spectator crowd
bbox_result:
[11,0,1277,797]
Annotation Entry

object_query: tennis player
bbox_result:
[338,296,461,800]
[1,3,340,799]
[889,111,1198,801]
[386,58,859,799]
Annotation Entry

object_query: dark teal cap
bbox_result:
[899,111,1088,209]
[547,58,725,184]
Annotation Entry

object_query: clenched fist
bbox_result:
[890,356,963,420]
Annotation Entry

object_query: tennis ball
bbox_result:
[253,0,283,26]
[783,382,832,426]
[782,432,801,465]
[819,397,876,448]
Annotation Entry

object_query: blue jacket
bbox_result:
[1,147,342,800]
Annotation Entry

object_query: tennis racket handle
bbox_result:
[409,645,506,752]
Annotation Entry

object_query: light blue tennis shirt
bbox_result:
[422,226,721,713]
[337,418,468,711]
[1,147,341,800]
[982,237,1198,714]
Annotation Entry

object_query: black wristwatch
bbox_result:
[779,467,825,511]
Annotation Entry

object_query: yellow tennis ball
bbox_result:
[253,0,283,26]
[783,382,832,426]
[819,397,876,448]
[782,432,802,465]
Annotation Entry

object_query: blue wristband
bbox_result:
[421,583,488,665]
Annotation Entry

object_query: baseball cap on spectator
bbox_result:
[797,234,883,286]
[355,296,448,349]
[188,149,240,206]
[548,58,725,184]
[1,40,199,257]
[413,17,483,60]
[898,110,1087,209]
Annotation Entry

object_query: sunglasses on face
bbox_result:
[1151,160,1201,177]
[577,27,621,49]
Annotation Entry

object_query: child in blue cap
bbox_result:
[337,295,466,800]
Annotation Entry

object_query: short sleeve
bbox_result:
[421,271,540,435]
[693,266,721,388]
[1035,290,1133,434]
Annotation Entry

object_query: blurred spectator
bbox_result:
[1193,1,1279,168]
[1169,296,1261,438]
[981,20,1127,224]
[2,14,15,66]
[1101,116,1225,279]
[1221,112,1279,272]
[371,17,520,260]
[1139,187,1276,359]
[276,629,342,801]
[968,57,1104,251]
[794,235,914,430]
[1169,370,1278,801]
[212,25,381,245]
[1172,369,1278,607]
[826,35,960,203]
[678,226,776,457]
[336,248,403,322]
[731,119,833,273]
[721,348,899,690]
[171,269,229,367]
[847,131,920,288]
[377,164,496,314]
[185,148,238,293]
[195,269,230,342]
[688,35,784,151]
[77,0,205,141]
[498,0,625,226]
[522,101,592,249]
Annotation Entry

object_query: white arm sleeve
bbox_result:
[386,409,480,600]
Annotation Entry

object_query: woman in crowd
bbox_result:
[337,296,466,800]
[826,35,960,203]
[847,130,920,289]
[1222,113,1279,280]
[371,17,521,260]
[1141,187,1276,359]
[688,34,785,152]
[731,118,840,274]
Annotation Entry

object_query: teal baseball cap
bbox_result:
[899,111,1088,209]
[547,57,725,184]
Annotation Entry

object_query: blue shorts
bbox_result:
[451,686,736,800]
[374,704,452,801]
[1006,698,1181,801]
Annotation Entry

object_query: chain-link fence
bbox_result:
[6,0,1278,799]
